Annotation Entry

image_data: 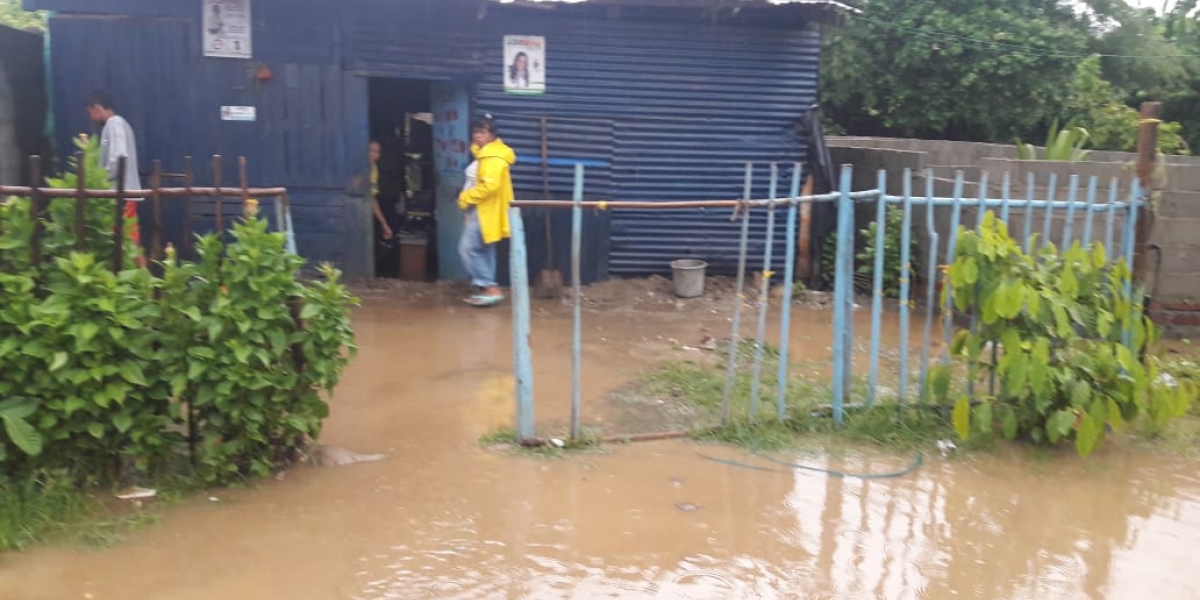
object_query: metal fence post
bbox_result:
[570,163,584,440]
[509,207,537,443]
[720,163,755,425]
[776,163,802,421]
[867,169,887,407]
[748,164,779,422]
[831,165,855,424]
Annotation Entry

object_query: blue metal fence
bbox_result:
[507,163,1143,442]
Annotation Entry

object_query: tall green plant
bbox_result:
[932,212,1194,456]
[1015,119,1093,161]
[158,219,356,484]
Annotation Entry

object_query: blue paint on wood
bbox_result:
[570,163,584,439]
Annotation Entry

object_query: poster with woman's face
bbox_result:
[503,36,546,95]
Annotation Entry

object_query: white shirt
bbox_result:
[100,115,142,194]
[463,160,479,192]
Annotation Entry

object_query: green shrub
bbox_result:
[820,206,917,298]
[932,212,1195,456]
[0,135,358,486]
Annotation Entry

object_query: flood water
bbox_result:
[1,297,1198,599]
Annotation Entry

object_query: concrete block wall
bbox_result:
[828,137,1200,337]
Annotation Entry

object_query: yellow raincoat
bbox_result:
[458,138,516,245]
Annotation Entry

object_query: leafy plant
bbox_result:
[932,212,1195,457]
[0,398,42,460]
[0,0,46,31]
[820,207,917,298]
[1015,119,1093,161]
[1061,55,1189,155]
[856,206,915,298]
[157,219,357,484]
[1,134,359,487]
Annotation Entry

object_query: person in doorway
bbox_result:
[369,141,393,242]
[458,114,515,307]
[86,91,146,268]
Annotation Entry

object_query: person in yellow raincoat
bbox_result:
[458,114,515,307]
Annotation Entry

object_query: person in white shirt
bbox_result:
[86,91,146,267]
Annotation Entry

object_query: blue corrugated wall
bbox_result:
[474,11,819,277]
[39,0,822,281]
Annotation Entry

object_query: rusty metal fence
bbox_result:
[0,154,295,271]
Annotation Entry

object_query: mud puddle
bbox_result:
[1,296,1198,600]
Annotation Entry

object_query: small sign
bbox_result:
[203,0,253,59]
[503,35,546,95]
[221,106,257,121]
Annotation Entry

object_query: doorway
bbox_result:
[367,78,437,280]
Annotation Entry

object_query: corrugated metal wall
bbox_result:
[42,0,823,281]
[43,1,367,274]
[474,9,820,278]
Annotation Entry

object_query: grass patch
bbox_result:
[0,466,205,552]
[478,426,605,457]
[611,339,961,453]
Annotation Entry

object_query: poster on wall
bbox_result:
[203,0,253,59]
[503,35,545,95]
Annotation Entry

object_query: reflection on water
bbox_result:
[347,442,1200,600]
[0,300,1198,600]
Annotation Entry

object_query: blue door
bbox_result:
[431,82,471,280]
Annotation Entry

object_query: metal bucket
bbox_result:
[670,259,707,298]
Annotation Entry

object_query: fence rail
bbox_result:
[0,154,294,271]
[506,162,1145,444]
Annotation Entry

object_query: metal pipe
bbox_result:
[1024,171,1035,254]
[775,163,802,421]
[831,165,855,424]
[1063,175,1079,249]
[867,169,888,407]
[570,163,584,440]
[508,207,537,443]
[918,170,940,403]
[941,172,964,364]
[1000,171,1012,224]
[1082,176,1098,248]
[1105,178,1119,262]
[897,169,914,403]
[748,163,780,422]
[1042,172,1058,250]
[720,163,755,425]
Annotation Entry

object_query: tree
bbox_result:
[1062,55,1189,154]
[821,0,1092,142]
[0,0,44,32]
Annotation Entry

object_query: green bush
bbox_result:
[0,135,358,486]
[932,212,1195,456]
[820,206,917,298]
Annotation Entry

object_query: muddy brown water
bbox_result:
[1,296,1198,599]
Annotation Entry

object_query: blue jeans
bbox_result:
[459,209,497,288]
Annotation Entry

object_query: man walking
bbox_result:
[86,91,145,267]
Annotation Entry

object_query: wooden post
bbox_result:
[28,156,44,268]
[797,173,814,281]
[113,157,126,272]
[239,156,253,217]
[212,155,224,233]
[74,152,86,251]
[151,160,163,262]
[1133,101,1161,287]
[183,156,194,251]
